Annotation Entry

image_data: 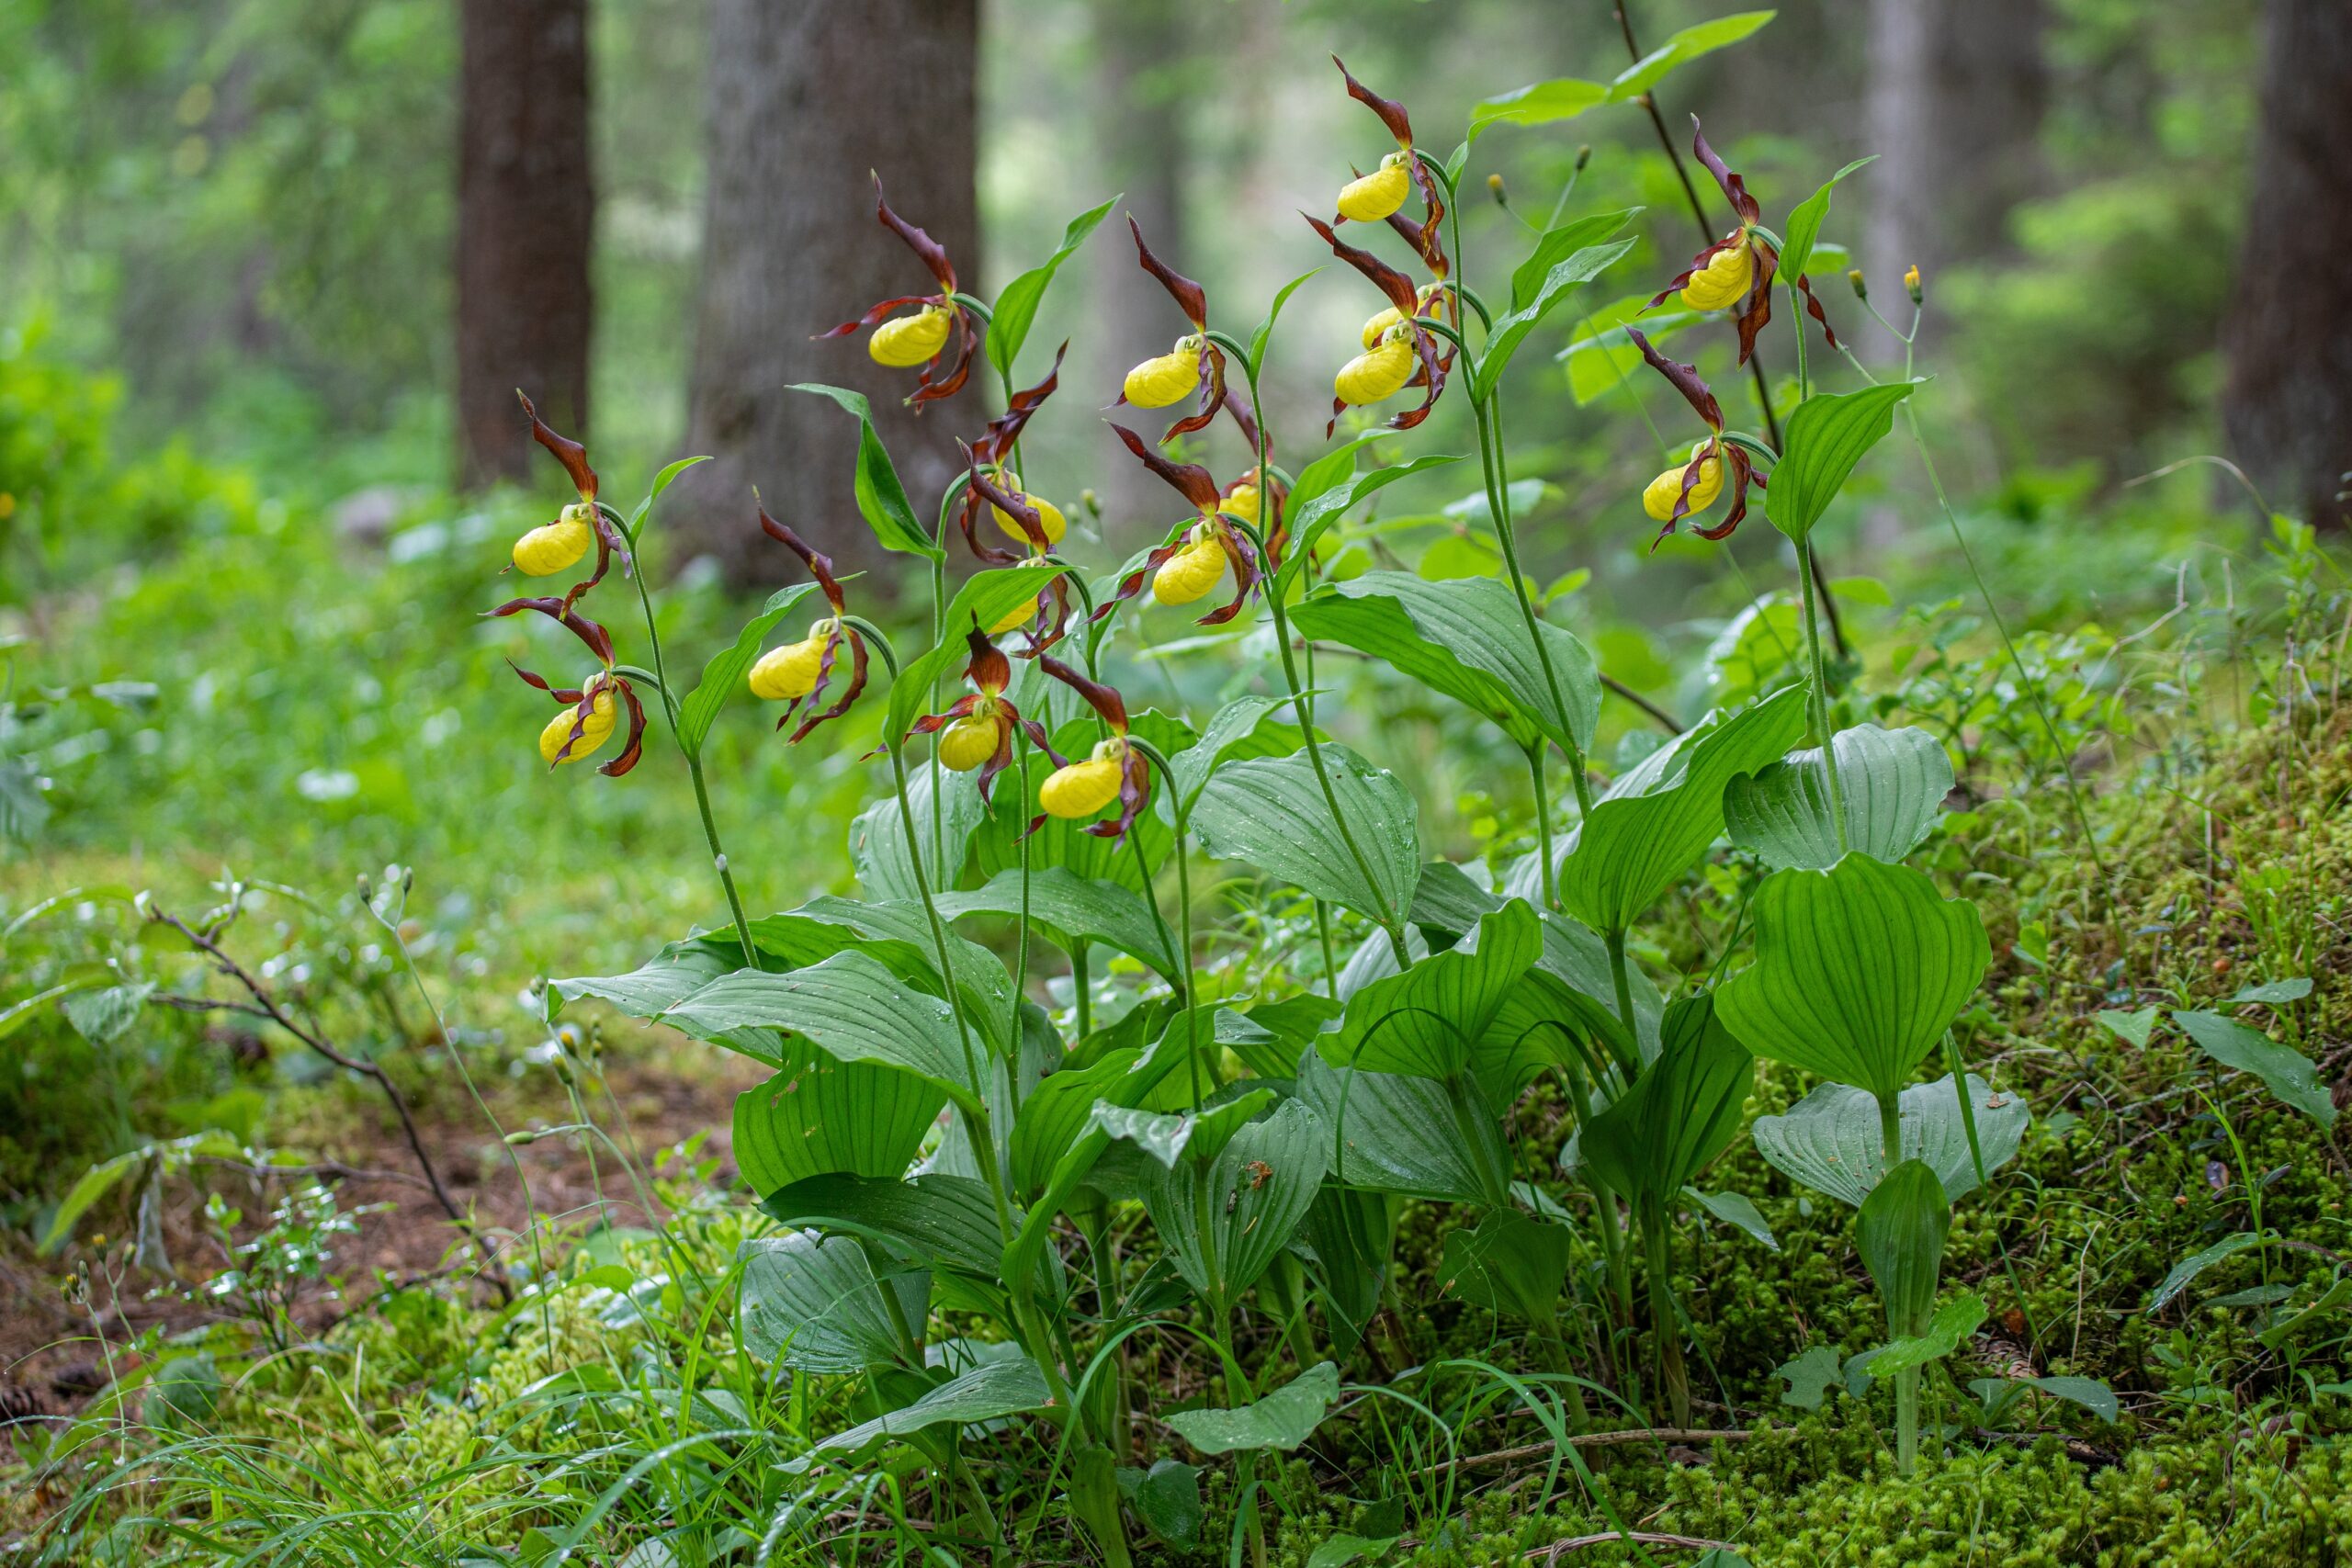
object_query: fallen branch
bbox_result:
[1426,1427,1754,1478]
[1533,1531,1736,1560]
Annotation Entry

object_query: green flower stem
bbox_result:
[1875,1087,1921,1474]
[1523,744,1558,912]
[1313,899,1341,1001]
[1011,728,1034,1055]
[1234,355,1413,967]
[1638,1194,1693,1429]
[1134,739,1204,1111]
[1795,533,1850,853]
[1071,942,1092,1037]
[611,512,762,972]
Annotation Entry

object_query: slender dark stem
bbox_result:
[1610,1,1849,660]
[616,521,762,969]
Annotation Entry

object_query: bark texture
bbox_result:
[2222,0,2352,527]
[679,0,980,587]
[1861,0,2046,324]
[457,0,594,489]
[1088,0,1189,524]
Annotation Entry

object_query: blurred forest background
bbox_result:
[1,0,2345,1007]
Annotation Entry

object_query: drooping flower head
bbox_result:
[506,392,632,606]
[1330,58,1443,244]
[905,625,1056,804]
[962,463,1075,653]
[819,175,977,406]
[1114,219,1261,450]
[956,344,1070,566]
[1306,216,1448,438]
[1650,120,1826,368]
[490,597,648,777]
[1094,425,1262,627]
[1626,325,1766,543]
[747,508,870,741]
[1033,654,1150,841]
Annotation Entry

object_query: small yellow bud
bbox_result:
[1334,331,1417,407]
[1903,264,1923,304]
[938,711,1000,773]
[1848,267,1868,299]
[1487,172,1508,207]
[1041,739,1126,819]
[512,504,594,576]
[1679,243,1753,312]
[1152,530,1229,606]
[538,686,617,765]
[1642,455,1724,522]
[989,474,1066,547]
[748,624,832,701]
[869,307,951,367]
[1123,344,1202,409]
[1336,154,1411,223]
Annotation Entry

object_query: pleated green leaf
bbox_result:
[1140,1098,1328,1303]
[781,1356,1053,1473]
[1435,1208,1571,1327]
[1751,1072,2028,1207]
[732,1049,943,1196]
[1317,901,1543,1080]
[1166,1361,1340,1455]
[1298,1055,1503,1205]
[1718,855,1990,1101]
[785,383,939,559]
[1291,572,1601,756]
[1724,724,1954,870]
[738,1232,924,1374]
[1579,993,1754,1201]
[655,950,987,1112]
[1764,381,1917,546]
[986,195,1117,379]
[1855,1158,1951,1337]
[1193,746,1421,923]
[936,868,1180,984]
[1556,684,1809,934]
[760,1171,1006,1280]
[2173,1010,2337,1126]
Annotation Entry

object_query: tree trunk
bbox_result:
[1087,0,1188,527]
[1862,0,2046,329]
[457,0,594,489]
[677,0,980,588]
[2223,0,2352,528]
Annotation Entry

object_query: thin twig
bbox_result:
[148,906,492,1277]
[1422,1427,1752,1477]
[1534,1531,1737,1560]
[1603,672,1685,734]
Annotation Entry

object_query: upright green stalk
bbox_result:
[1875,1089,1921,1472]
[611,513,762,970]
[1794,534,1850,852]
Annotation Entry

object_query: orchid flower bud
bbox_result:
[1041,738,1127,819]
[748,622,833,701]
[1152,527,1228,606]
[1642,450,1724,522]
[989,472,1067,546]
[1679,243,1753,312]
[868,306,951,367]
[1334,327,1417,407]
[512,503,594,576]
[1336,152,1411,223]
[1123,341,1202,409]
[538,685,617,765]
[938,708,1000,772]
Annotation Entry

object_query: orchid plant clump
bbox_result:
[481,28,2035,1563]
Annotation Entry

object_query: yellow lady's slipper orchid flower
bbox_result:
[937,709,1000,772]
[1041,739,1127,819]
[989,596,1037,635]
[1221,483,1261,526]
[512,504,594,576]
[1679,244,1753,312]
[1336,153,1411,223]
[868,306,951,368]
[1334,329,1417,407]
[538,686,617,765]
[1152,529,1228,606]
[1359,304,1405,350]
[989,473,1066,547]
[1642,455,1724,522]
[1123,342,1202,409]
[748,623,833,701]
